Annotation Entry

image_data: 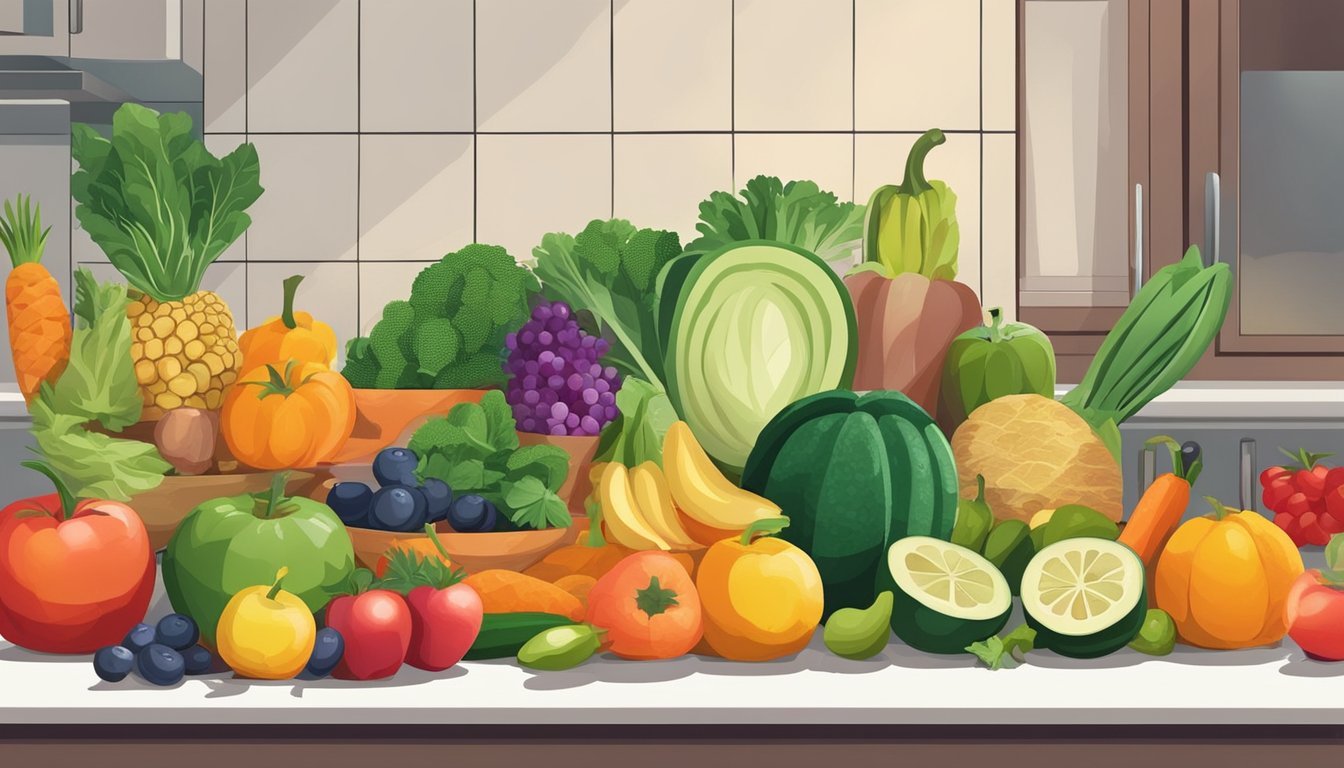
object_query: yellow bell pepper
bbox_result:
[1155,497,1303,649]
[695,518,824,661]
[216,567,317,679]
[239,274,339,371]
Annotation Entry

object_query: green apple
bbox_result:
[163,473,355,645]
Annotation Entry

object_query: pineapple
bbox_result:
[70,103,263,414]
[128,292,241,412]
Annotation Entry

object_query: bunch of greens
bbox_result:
[408,391,572,530]
[532,219,682,388]
[30,269,170,499]
[593,377,677,468]
[70,103,262,302]
[343,243,540,390]
[686,175,866,271]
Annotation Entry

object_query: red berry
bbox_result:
[1261,466,1292,487]
[1327,467,1344,493]
[1321,513,1344,535]
[1285,492,1314,518]
[1327,487,1344,520]
[1296,470,1326,501]
[1315,464,1332,480]
[1302,522,1331,546]
[1263,480,1296,512]
[1300,511,1319,528]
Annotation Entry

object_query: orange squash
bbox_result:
[1154,496,1304,649]
[221,360,355,469]
[238,275,338,371]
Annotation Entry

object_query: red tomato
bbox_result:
[1287,570,1344,661]
[1284,492,1314,518]
[325,589,412,680]
[0,472,155,654]
[1296,470,1326,502]
[404,583,483,672]
[586,551,702,660]
[1327,487,1344,519]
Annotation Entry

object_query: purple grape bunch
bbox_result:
[504,301,621,437]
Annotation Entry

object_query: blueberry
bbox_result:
[327,481,374,527]
[304,628,344,679]
[137,643,185,687]
[448,494,497,533]
[369,485,428,532]
[123,622,156,654]
[421,478,453,523]
[93,645,135,683]
[154,613,199,651]
[373,447,419,487]
[182,645,214,675]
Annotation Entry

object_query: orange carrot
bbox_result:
[463,569,586,621]
[1,195,70,402]
[552,574,597,607]
[1119,436,1202,570]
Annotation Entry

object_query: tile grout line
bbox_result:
[355,0,362,329]
[851,0,856,204]
[980,0,984,298]
[472,0,478,246]
[242,0,249,326]
[219,129,1011,136]
[610,0,615,220]
[730,0,735,189]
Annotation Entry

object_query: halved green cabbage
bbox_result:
[660,241,856,475]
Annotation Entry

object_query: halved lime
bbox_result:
[877,536,1012,654]
[1020,537,1146,659]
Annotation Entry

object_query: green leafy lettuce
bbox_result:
[966,625,1037,671]
[343,244,540,389]
[686,175,865,271]
[30,269,170,500]
[593,377,677,468]
[408,391,571,529]
[70,103,263,302]
[532,219,682,388]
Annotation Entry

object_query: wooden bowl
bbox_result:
[516,432,600,515]
[325,388,489,465]
[133,469,322,551]
[347,518,586,574]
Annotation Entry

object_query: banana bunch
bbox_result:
[860,128,960,280]
[593,421,780,551]
[1062,244,1232,429]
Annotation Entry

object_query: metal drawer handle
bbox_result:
[70,0,83,34]
[1240,438,1256,512]
[1205,172,1221,266]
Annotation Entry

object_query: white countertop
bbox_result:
[0,558,1340,727]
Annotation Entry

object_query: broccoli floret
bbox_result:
[413,317,461,377]
[622,227,682,289]
[341,337,379,388]
[356,244,538,389]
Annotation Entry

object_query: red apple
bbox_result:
[1287,569,1344,661]
[325,589,412,680]
[405,583,483,671]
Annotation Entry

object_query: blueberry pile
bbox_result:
[327,447,498,533]
[94,613,214,687]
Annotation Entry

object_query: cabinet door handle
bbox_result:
[1240,438,1256,512]
[1205,171,1221,266]
[69,0,83,34]
[1134,183,1144,293]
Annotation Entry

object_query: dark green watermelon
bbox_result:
[740,390,959,619]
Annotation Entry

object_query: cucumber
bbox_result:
[1020,538,1146,659]
[463,612,574,660]
[877,537,1012,654]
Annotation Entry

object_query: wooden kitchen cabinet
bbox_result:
[1016,0,1186,382]
[1184,0,1344,378]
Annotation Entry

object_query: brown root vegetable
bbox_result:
[154,407,219,475]
[845,270,981,415]
[951,394,1122,523]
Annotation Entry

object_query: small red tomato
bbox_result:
[1327,467,1344,494]
[1314,465,1332,480]
[404,583,483,672]
[1261,466,1292,487]
[1327,488,1344,519]
[1321,513,1344,535]
[325,589,412,680]
[1299,520,1329,546]
[1297,470,1326,502]
[1284,492,1314,518]
[1287,570,1344,661]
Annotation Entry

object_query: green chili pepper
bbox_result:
[517,624,605,671]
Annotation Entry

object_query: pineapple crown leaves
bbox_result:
[374,546,466,594]
[70,103,263,302]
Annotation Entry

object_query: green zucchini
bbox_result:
[463,612,575,660]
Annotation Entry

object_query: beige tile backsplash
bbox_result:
[196,0,1017,342]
